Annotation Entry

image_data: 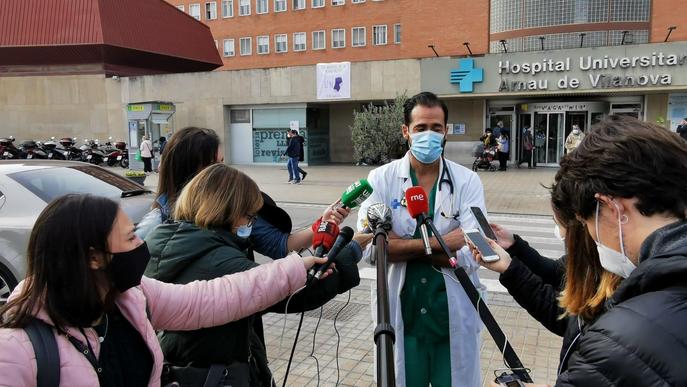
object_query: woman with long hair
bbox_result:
[144,164,360,386]
[0,194,326,386]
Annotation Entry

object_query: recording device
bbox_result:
[338,179,374,209]
[463,228,500,263]
[367,203,392,233]
[494,371,527,387]
[311,226,355,280]
[470,206,497,241]
[405,186,432,256]
[310,218,340,258]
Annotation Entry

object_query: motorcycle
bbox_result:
[21,140,48,159]
[59,137,84,161]
[103,138,129,168]
[0,136,25,160]
[82,139,105,165]
[43,137,67,160]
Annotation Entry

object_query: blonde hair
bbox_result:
[173,164,263,229]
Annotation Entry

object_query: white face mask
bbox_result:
[594,201,636,278]
[553,224,566,241]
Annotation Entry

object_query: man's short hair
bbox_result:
[403,91,448,126]
[553,115,687,221]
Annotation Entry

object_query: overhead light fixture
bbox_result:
[621,30,629,45]
[499,39,508,53]
[428,44,439,57]
[463,42,473,56]
[665,26,677,42]
[539,36,545,51]
[579,32,586,48]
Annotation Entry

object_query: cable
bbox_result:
[332,290,351,386]
[279,284,307,352]
[308,306,324,387]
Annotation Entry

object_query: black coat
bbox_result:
[677,125,687,140]
[556,220,687,387]
[501,235,583,374]
[285,136,303,158]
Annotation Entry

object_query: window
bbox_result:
[312,0,324,7]
[312,30,325,49]
[275,34,288,53]
[176,5,185,12]
[239,0,251,15]
[293,0,305,9]
[205,2,217,19]
[223,39,235,56]
[189,3,201,20]
[352,27,366,47]
[394,23,401,44]
[352,0,365,3]
[274,0,286,11]
[240,37,252,55]
[332,29,345,48]
[256,0,268,13]
[373,24,387,45]
[222,0,233,17]
[332,0,344,5]
[293,32,306,51]
[257,35,270,54]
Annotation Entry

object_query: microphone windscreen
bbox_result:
[311,220,340,251]
[340,179,374,209]
[405,186,429,219]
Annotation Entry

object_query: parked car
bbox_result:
[0,160,154,304]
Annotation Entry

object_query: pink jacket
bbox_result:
[0,254,306,387]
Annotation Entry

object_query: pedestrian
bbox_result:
[512,115,687,387]
[479,128,497,149]
[564,124,584,154]
[357,92,486,387]
[140,135,154,173]
[285,129,302,184]
[497,130,509,171]
[158,136,166,155]
[520,126,534,168]
[294,130,307,181]
[144,164,360,386]
[0,194,326,386]
[676,117,687,140]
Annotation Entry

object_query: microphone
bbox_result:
[311,226,355,280]
[310,218,340,261]
[338,179,374,209]
[367,203,392,233]
[405,186,432,256]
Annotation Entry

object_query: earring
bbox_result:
[620,214,629,225]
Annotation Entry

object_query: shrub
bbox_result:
[351,94,408,165]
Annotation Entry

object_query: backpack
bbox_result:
[24,318,60,387]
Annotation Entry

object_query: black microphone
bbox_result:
[312,226,355,280]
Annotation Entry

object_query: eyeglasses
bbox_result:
[246,214,258,227]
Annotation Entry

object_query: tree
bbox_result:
[351,94,408,165]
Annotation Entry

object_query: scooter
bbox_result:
[103,138,129,168]
[21,140,48,159]
[43,137,67,160]
[0,136,25,160]
[83,139,105,165]
[59,137,84,161]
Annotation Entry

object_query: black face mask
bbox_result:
[108,242,151,292]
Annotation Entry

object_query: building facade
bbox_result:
[3,0,687,167]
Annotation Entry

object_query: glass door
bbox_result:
[517,113,532,165]
[534,112,565,166]
[488,112,515,161]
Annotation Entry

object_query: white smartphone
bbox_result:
[463,228,500,262]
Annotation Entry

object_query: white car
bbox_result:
[0,160,154,303]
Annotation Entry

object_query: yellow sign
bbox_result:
[158,104,174,111]
[128,105,145,112]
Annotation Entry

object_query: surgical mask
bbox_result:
[108,242,151,292]
[409,131,444,164]
[236,224,253,239]
[573,129,580,135]
[553,224,566,241]
[594,201,636,278]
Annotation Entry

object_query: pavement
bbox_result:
[116,163,563,386]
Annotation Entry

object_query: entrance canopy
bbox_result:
[0,0,222,76]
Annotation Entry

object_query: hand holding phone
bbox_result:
[464,228,513,273]
[470,207,497,241]
[463,229,499,262]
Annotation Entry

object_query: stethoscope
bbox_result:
[438,157,460,221]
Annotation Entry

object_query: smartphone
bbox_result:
[463,228,500,262]
[470,206,497,241]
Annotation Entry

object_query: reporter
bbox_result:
[144,164,360,386]
[0,194,319,386]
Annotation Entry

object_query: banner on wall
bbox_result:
[316,62,351,100]
[253,129,308,163]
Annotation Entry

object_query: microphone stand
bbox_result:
[370,224,396,387]
[423,218,533,383]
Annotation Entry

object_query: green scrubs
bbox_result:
[400,168,452,387]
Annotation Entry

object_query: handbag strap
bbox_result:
[24,318,60,387]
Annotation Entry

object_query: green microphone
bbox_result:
[339,179,374,209]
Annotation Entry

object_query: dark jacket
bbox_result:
[285,136,302,158]
[556,220,687,387]
[500,235,582,374]
[677,125,687,140]
[144,222,361,386]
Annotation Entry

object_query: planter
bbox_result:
[127,176,146,185]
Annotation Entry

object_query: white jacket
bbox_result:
[140,139,153,158]
[357,152,486,387]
